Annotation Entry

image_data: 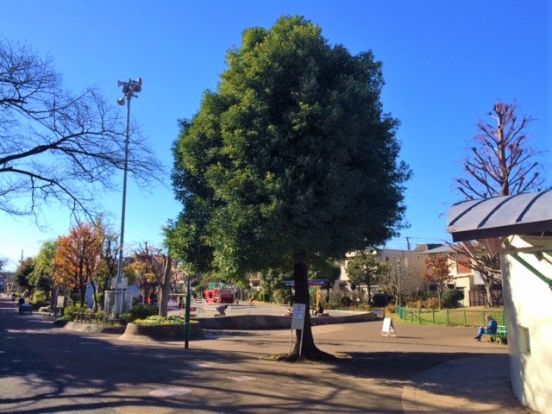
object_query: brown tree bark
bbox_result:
[289,253,334,360]
[158,255,172,317]
[484,281,494,308]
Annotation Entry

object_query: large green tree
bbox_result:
[346,250,387,305]
[15,257,35,291]
[29,240,57,299]
[167,17,410,359]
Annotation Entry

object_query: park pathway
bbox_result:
[0,296,530,413]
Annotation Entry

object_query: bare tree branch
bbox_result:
[456,102,545,200]
[0,39,164,219]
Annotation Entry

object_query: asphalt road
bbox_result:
[0,296,527,414]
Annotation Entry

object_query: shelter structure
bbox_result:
[448,189,552,414]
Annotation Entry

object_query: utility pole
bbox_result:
[114,77,143,318]
[406,237,411,251]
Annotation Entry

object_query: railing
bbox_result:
[395,306,507,327]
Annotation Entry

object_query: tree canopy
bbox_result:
[168,16,410,273]
[29,240,57,293]
[167,16,410,358]
[346,250,389,304]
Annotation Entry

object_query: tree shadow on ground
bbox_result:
[0,307,403,413]
[0,299,524,414]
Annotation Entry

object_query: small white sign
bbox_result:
[291,303,306,330]
[381,317,397,337]
[56,296,65,308]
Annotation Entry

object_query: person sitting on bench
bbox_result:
[313,302,324,317]
[474,315,497,341]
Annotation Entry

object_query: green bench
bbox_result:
[490,324,507,344]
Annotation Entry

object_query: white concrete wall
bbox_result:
[503,235,552,414]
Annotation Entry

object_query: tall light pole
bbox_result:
[114,78,142,317]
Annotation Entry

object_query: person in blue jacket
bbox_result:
[474,315,497,341]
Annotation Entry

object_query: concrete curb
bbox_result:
[121,322,202,341]
[64,321,125,334]
[196,311,378,329]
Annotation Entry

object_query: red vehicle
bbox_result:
[204,287,235,304]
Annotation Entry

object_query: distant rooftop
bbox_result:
[422,245,454,254]
[447,189,552,241]
[414,243,444,252]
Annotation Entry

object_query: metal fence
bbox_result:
[396,306,507,327]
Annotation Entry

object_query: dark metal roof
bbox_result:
[421,245,454,254]
[447,189,552,241]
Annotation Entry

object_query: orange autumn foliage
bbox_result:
[54,223,103,304]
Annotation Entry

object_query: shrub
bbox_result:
[424,297,440,309]
[441,289,464,308]
[272,289,291,305]
[120,304,158,323]
[32,290,48,308]
[134,315,201,326]
[340,296,352,307]
[63,304,88,321]
[372,293,392,307]
[95,291,105,309]
[405,300,423,309]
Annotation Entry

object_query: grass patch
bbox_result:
[397,307,506,327]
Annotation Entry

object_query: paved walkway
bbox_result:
[0,296,533,413]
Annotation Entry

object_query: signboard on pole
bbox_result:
[381,317,397,337]
[291,303,306,330]
[289,303,307,357]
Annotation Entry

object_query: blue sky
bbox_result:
[1,1,550,270]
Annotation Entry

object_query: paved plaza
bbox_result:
[0,296,531,413]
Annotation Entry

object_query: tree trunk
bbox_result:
[79,283,86,306]
[89,279,98,312]
[158,256,172,317]
[484,282,494,307]
[366,276,372,306]
[289,253,334,360]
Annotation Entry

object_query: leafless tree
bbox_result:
[134,243,173,317]
[453,102,544,306]
[0,40,162,219]
[447,240,501,307]
[456,102,543,200]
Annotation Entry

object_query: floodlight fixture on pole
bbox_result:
[114,77,142,318]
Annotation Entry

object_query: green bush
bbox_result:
[340,296,352,307]
[63,304,88,321]
[119,304,158,324]
[134,315,200,326]
[272,288,291,305]
[32,290,48,308]
[372,293,392,307]
[441,289,464,308]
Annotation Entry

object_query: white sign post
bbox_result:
[381,317,397,337]
[290,303,306,356]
